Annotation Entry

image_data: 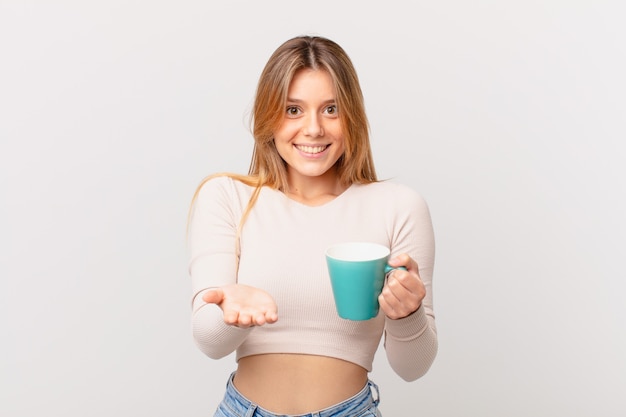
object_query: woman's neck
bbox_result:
[284,171,348,206]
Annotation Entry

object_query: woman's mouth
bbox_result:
[294,144,329,154]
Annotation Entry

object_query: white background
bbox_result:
[1,1,625,416]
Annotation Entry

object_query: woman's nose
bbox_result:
[303,114,324,137]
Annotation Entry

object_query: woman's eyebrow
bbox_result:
[286,97,336,104]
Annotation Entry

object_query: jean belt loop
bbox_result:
[368,380,380,406]
[244,404,257,417]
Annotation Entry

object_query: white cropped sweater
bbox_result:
[188,177,437,381]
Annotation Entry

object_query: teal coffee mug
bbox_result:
[325,242,405,321]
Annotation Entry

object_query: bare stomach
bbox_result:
[233,353,368,414]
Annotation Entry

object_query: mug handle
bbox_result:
[384,265,407,275]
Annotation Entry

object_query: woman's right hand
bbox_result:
[202,284,278,328]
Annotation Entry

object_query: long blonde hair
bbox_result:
[188,36,378,240]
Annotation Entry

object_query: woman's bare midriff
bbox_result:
[233,353,369,414]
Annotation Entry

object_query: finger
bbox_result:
[380,277,422,318]
[223,309,240,326]
[265,310,278,323]
[237,311,253,327]
[387,253,419,272]
[253,312,268,326]
[381,278,403,307]
[378,293,391,315]
[392,275,424,308]
[202,288,224,304]
[390,269,424,294]
[379,290,418,319]
[255,306,279,325]
[378,292,402,320]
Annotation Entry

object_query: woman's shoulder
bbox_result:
[194,174,256,204]
[354,180,428,206]
[198,174,255,191]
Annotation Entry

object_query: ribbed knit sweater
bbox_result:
[188,176,437,381]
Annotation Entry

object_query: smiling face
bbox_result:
[273,69,345,188]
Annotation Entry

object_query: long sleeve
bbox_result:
[188,177,252,358]
[191,289,252,359]
[383,188,438,381]
[384,305,438,381]
[186,179,438,374]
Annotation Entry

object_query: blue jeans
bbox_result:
[213,373,382,417]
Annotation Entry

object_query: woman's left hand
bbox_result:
[378,253,426,320]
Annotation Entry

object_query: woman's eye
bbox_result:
[286,106,300,116]
[325,105,337,115]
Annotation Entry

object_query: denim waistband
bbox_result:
[219,372,380,417]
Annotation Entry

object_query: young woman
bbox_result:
[188,35,437,417]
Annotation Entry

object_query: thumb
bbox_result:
[202,288,224,305]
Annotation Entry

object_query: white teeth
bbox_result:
[296,145,328,154]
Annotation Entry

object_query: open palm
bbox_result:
[202,284,278,328]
